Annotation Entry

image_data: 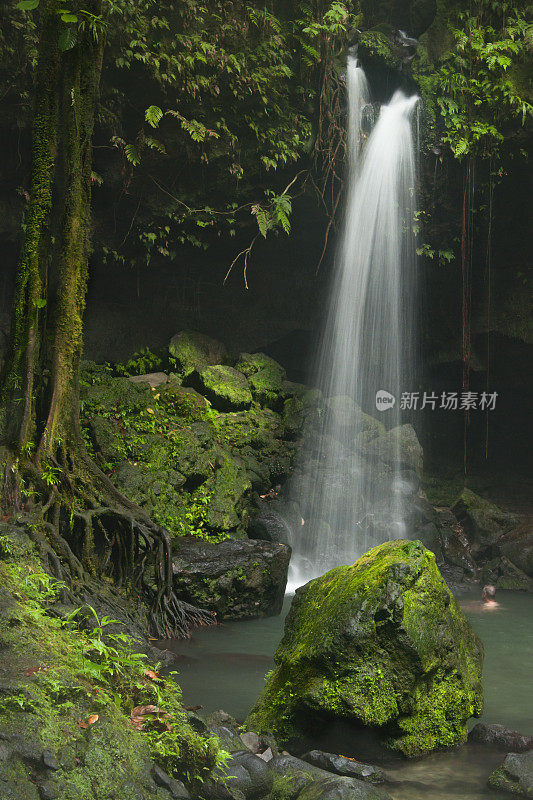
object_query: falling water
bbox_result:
[286,60,419,589]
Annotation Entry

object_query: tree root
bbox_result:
[6,447,215,639]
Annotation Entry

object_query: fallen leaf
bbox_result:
[144,669,161,681]
[147,408,154,414]
[130,705,170,730]
[87,714,99,725]
[25,665,48,676]
[77,721,88,729]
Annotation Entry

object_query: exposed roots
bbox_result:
[4,447,215,639]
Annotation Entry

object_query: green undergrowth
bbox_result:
[0,528,228,796]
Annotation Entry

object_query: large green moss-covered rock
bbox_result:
[235,353,287,407]
[246,540,483,757]
[169,330,228,377]
[192,365,252,411]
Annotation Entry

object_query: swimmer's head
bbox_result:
[482,584,496,602]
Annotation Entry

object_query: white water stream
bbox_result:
[287,61,419,589]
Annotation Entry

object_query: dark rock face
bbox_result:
[481,556,533,592]
[452,489,518,556]
[297,776,393,800]
[302,751,386,783]
[248,505,292,544]
[152,764,191,798]
[247,540,483,757]
[488,751,533,798]
[267,755,392,800]
[470,723,533,752]
[501,533,533,578]
[200,750,273,799]
[172,538,290,619]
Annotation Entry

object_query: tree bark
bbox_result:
[0,1,212,638]
[1,0,103,459]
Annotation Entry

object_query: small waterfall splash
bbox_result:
[286,61,419,590]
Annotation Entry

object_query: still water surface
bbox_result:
[161,589,533,800]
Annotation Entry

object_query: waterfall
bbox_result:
[286,61,419,590]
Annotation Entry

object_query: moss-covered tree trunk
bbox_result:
[1,0,101,460]
[0,0,211,637]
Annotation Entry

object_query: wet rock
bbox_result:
[129,372,168,388]
[172,538,290,619]
[204,711,245,753]
[436,508,476,575]
[87,416,126,461]
[247,540,483,757]
[235,353,286,380]
[452,489,518,556]
[240,732,262,754]
[41,750,60,770]
[325,396,385,444]
[501,533,533,578]
[488,751,533,797]
[360,424,423,475]
[152,764,190,798]
[201,749,272,799]
[302,751,386,783]
[169,330,227,377]
[297,776,393,800]
[81,375,152,413]
[0,524,34,559]
[248,505,291,544]
[282,396,304,436]
[481,556,533,592]
[156,383,210,421]
[268,755,391,800]
[39,782,59,800]
[231,750,273,798]
[415,523,443,562]
[470,723,533,751]
[267,754,330,797]
[190,365,252,411]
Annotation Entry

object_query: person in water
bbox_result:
[482,584,499,609]
[461,584,501,613]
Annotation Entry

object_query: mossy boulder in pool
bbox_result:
[191,365,252,411]
[246,539,483,757]
[169,330,227,377]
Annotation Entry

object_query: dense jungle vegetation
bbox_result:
[0,0,531,795]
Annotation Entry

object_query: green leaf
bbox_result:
[255,208,269,238]
[124,144,140,165]
[60,13,78,23]
[145,105,163,129]
[58,26,77,51]
[16,0,39,10]
[34,298,46,308]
